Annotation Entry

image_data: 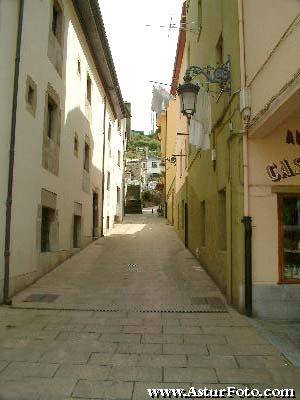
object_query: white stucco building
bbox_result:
[0,0,130,302]
[141,156,163,190]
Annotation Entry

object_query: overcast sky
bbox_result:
[99,0,183,133]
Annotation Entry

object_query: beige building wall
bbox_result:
[165,102,177,224]
[243,0,300,318]
[244,0,300,126]
[0,1,19,289]
[174,48,188,196]
[0,0,127,300]
[103,117,126,233]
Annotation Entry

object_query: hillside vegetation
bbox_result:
[127,131,161,159]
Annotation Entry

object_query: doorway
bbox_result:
[73,215,81,248]
[93,191,99,238]
[184,203,188,248]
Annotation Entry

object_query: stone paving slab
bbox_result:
[164,367,218,383]
[187,355,238,368]
[142,333,183,344]
[99,333,141,343]
[132,382,192,400]
[137,354,187,367]
[0,347,43,362]
[89,353,139,366]
[163,343,209,355]
[109,366,162,382]
[54,364,111,380]
[235,355,290,369]
[0,378,77,399]
[216,368,274,384]
[208,344,280,356]
[72,380,133,399]
[117,343,163,354]
[183,334,227,345]
[0,361,59,380]
[0,214,298,399]
[11,215,228,314]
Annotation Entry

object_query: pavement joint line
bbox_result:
[9,306,228,313]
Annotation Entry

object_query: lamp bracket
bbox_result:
[184,56,231,94]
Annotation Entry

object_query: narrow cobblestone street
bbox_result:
[0,214,299,399]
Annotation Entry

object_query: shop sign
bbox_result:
[266,158,300,182]
[286,129,300,145]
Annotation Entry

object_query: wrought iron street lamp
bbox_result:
[177,82,199,122]
[177,56,231,120]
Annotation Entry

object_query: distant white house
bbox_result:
[141,156,163,190]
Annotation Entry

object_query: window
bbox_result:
[74,133,79,157]
[84,142,90,172]
[106,216,110,230]
[43,86,61,175]
[198,0,202,25]
[51,0,63,43]
[197,0,202,37]
[108,123,112,141]
[77,59,81,76]
[73,215,81,248]
[107,171,111,191]
[41,207,55,252]
[117,150,121,167]
[117,119,121,131]
[200,200,206,246]
[218,190,227,250]
[278,194,300,282]
[180,149,183,178]
[117,187,121,204]
[184,139,188,170]
[87,73,92,104]
[26,76,37,116]
[27,85,34,106]
[152,162,158,168]
[47,97,56,139]
[216,34,223,65]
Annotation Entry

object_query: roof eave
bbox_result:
[72,0,127,119]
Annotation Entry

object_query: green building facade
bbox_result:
[174,0,246,311]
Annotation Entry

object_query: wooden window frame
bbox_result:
[108,123,112,141]
[87,73,92,104]
[278,193,300,284]
[47,97,56,139]
[25,75,37,117]
[107,171,111,191]
[83,141,90,172]
[51,0,63,44]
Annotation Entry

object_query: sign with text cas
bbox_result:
[266,129,300,182]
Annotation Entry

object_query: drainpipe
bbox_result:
[164,111,168,218]
[100,97,107,237]
[3,0,25,305]
[238,0,252,317]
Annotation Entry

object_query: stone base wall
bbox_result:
[0,238,93,303]
[253,284,300,320]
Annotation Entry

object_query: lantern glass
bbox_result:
[177,82,199,118]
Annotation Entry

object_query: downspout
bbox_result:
[164,111,168,219]
[100,97,107,237]
[238,0,252,317]
[3,0,25,305]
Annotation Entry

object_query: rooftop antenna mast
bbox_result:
[167,16,173,38]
